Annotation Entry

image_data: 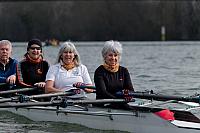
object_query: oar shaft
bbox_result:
[0,82,7,86]
[0,98,12,103]
[29,91,75,99]
[0,88,37,95]
[0,99,129,108]
[0,91,75,103]
[71,99,128,105]
[126,92,200,103]
[0,101,61,108]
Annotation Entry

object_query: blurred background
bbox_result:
[0,0,200,42]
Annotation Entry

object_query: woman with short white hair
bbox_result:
[45,41,92,93]
[94,40,134,101]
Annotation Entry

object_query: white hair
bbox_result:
[56,41,81,66]
[101,40,122,61]
[0,40,12,50]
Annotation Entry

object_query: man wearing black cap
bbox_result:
[16,39,49,95]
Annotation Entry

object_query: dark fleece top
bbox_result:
[94,65,134,99]
[16,59,49,87]
[0,58,17,83]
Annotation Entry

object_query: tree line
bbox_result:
[0,1,200,41]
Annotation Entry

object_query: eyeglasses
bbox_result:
[29,47,41,50]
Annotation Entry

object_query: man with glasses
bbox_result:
[16,39,49,95]
[0,40,18,91]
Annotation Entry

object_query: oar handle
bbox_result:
[78,86,96,89]
[73,85,96,93]
[116,91,200,103]
[72,84,96,90]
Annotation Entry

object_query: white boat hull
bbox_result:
[2,104,200,133]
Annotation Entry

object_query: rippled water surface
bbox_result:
[1,41,200,132]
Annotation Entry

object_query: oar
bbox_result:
[0,86,96,103]
[116,91,200,103]
[0,83,7,86]
[29,91,75,99]
[0,99,129,108]
[0,91,76,103]
[73,85,96,93]
[76,85,96,89]
[0,83,16,90]
[0,101,62,108]
[0,87,37,95]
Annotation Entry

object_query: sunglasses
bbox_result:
[29,47,41,50]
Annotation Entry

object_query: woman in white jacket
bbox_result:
[45,41,93,93]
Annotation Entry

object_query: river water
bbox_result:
[1,41,200,133]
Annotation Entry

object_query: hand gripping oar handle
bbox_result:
[116,91,200,103]
[72,84,96,93]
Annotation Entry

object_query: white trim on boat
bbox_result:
[171,120,200,129]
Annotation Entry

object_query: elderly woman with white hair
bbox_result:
[45,41,92,93]
[94,40,134,101]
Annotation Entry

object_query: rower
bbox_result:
[45,41,93,98]
[94,40,134,108]
[0,40,18,92]
[16,39,50,95]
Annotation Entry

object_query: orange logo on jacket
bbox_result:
[37,69,42,74]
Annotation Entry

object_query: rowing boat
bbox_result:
[1,92,200,133]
